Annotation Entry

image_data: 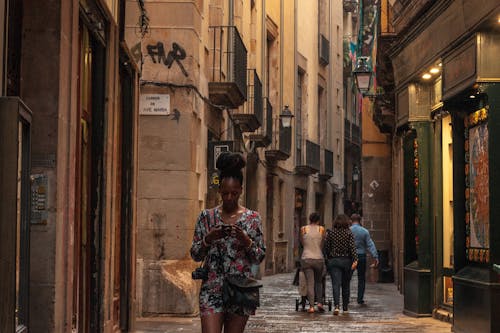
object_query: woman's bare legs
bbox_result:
[201,313,224,333]
[223,313,249,333]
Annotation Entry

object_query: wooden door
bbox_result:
[74,24,93,333]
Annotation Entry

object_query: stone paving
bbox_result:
[134,272,452,333]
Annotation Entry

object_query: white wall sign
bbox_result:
[139,94,170,115]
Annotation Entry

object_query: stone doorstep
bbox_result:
[432,307,453,323]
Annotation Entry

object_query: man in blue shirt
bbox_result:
[350,213,379,305]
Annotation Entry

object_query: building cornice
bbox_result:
[387,0,453,59]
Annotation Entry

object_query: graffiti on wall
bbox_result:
[146,41,188,77]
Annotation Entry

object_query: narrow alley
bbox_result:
[135,273,452,333]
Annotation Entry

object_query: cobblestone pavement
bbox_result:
[135,272,452,333]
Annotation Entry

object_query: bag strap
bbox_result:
[199,208,217,268]
[207,208,216,229]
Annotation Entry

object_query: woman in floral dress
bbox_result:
[191,152,265,333]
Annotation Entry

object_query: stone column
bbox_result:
[135,1,207,315]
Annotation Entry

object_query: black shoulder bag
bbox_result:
[223,274,263,308]
[221,222,263,308]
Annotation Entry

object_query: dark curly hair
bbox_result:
[216,151,246,185]
[309,212,321,223]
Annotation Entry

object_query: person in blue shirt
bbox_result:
[350,213,379,305]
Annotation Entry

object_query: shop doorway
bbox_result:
[73,18,106,333]
[440,115,454,308]
[0,99,32,333]
[112,52,135,331]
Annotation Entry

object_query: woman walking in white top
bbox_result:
[300,212,326,313]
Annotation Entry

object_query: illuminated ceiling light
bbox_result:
[497,16,500,23]
[438,63,442,67]
[430,67,440,74]
[422,73,432,80]
[470,95,476,99]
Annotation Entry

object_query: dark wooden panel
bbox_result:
[0,98,25,333]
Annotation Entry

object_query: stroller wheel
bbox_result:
[295,298,299,311]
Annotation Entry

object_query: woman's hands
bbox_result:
[204,224,252,249]
[351,260,358,271]
[203,224,252,249]
[230,225,253,249]
[203,225,227,246]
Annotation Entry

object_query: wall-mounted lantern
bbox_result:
[352,165,360,182]
[353,56,372,93]
[279,105,294,128]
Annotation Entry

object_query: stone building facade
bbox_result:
[1,0,141,332]
[127,0,345,316]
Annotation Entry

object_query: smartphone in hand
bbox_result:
[222,224,233,236]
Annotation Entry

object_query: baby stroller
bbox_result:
[294,268,332,312]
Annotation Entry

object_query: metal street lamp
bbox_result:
[352,165,360,182]
[353,57,372,93]
[279,105,294,128]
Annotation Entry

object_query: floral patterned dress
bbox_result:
[190,208,266,317]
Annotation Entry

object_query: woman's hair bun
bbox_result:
[216,151,246,172]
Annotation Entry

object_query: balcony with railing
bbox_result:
[352,124,360,145]
[264,103,291,164]
[295,140,320,175]
[232,69,263,132]
[208,26,247,109]
[319,149,334,180]
[249,97,272,148]
[344,118,351,140]
[319,34,329,66]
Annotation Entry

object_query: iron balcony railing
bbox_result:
[248,97,272,147]
[265,101,291,162]
[234,69,262,131]
[249,69,263,126]
[324,149,334,177]
[352,124,360,144]
[345,118,351,140]
[278,120,292,156]
[319,33,330,66]
[306,140,320,172]
[209,25,247,101]
[265,98,273,141]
